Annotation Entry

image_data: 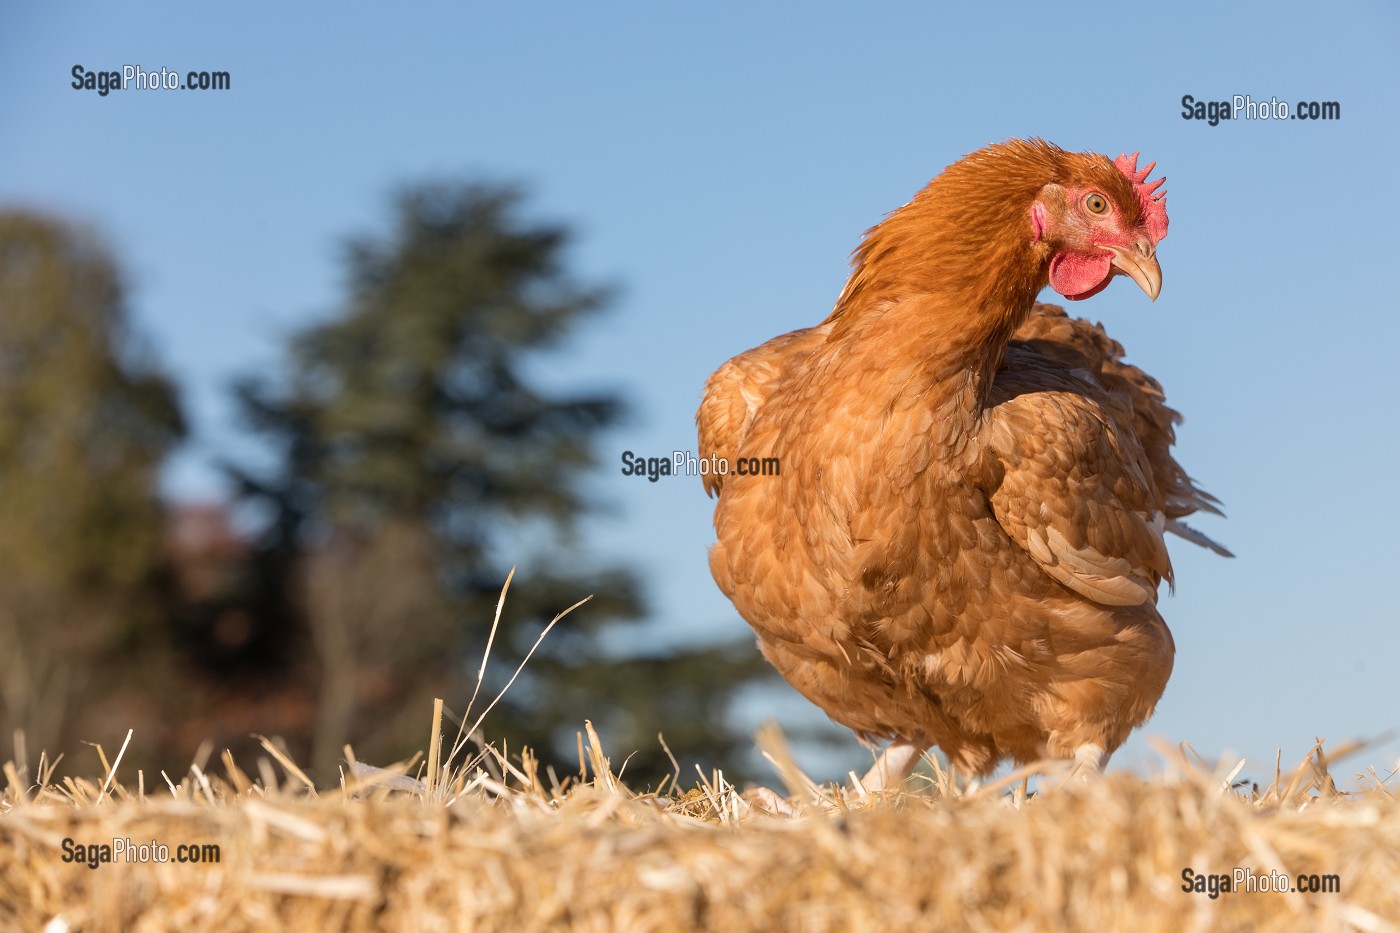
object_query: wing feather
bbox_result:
[1011,305,1229,542]
[981,307,1184,607]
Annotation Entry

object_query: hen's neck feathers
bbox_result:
[825,140,1112,379]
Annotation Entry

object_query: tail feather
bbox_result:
[1166,519,1234,558]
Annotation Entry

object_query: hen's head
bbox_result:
[829,139,1171,326]
[1030,150,1169,302]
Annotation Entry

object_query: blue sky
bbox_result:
[3,1,1397,785]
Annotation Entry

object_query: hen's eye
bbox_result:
[1085,193,1109,215]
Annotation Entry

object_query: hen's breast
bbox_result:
[706,335,1069,738]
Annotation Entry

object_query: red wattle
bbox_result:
[1049,251,1113,301]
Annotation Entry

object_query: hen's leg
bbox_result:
[858,740,925,792]
[743,786,799,816]
[1072,743,1107,775]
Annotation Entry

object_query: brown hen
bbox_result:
[697,139,1227,786]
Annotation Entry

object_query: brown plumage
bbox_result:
[697,139,1227,781]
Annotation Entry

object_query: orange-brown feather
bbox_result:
[698,139,1221,775]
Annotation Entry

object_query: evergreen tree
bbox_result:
[233,184,764,783]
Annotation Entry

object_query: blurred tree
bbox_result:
[233,183,766,784]
[0,212,184,759]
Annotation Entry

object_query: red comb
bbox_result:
[1114,152,1168,243]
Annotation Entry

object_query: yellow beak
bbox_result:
[1103,243,1163,301]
